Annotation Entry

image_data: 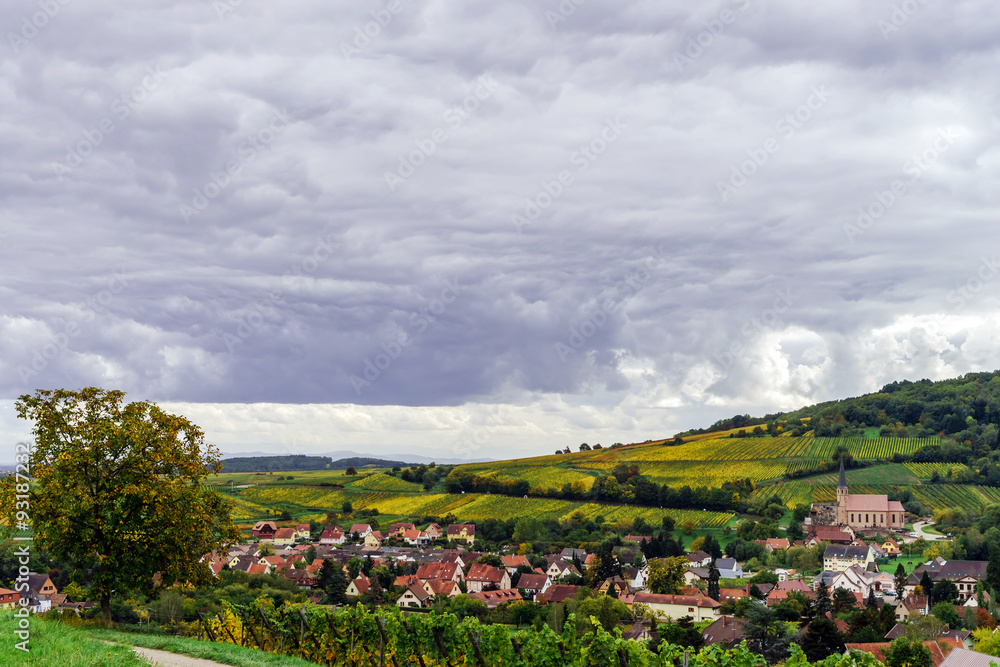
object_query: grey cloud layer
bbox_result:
[3,1,1000,450]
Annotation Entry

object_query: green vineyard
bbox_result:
[231,485,735,529]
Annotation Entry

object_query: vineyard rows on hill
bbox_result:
[233,485,734,528]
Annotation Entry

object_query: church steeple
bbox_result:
[838,459,847,489]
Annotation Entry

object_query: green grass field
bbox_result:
[878,555,925,575]
[0,612,148,667]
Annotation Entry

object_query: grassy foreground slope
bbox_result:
[0,612,147,666]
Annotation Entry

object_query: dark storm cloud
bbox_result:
[3,0,1000,460]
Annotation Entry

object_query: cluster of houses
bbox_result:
[12,483,995,666]
[0,572,94,615]
[202,516,989,645]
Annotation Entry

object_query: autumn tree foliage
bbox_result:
[1,388,241,620]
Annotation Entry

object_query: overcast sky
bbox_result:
[3,0,1000,464]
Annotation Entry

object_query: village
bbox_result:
[7,463,997,665]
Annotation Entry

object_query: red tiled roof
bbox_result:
[634,593,720,608]
[466,564,505,583]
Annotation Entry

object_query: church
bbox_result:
[835,460,905,530]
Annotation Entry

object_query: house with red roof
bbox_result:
[469,589,522,609]
[466,564,510,593]
[273,528,296,545]
[252,521,277,538]
[319,529,346,545]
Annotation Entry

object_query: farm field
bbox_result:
[632,460,789,487]
[207,468,392,487]
[226,484,735,530]
[904,462,971,480]
[212,432,949,534]
[461,464,598,492]
[795,463,920,486]
[749,481,814,508]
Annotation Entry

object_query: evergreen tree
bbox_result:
[801,616,846,662]
[707,563,720,602]
[866,587,878,608]
[702,535,723,560]
[832,587,857,614]
[744,604,793,663]
[920,570,934,600]
[987,544,1000,593]
[894,563,908,596]
[318,558,335,590]
[323,561,348,604]
[814,580,832,615]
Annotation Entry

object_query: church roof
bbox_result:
[844,494,895,512]
[838,459,847,488]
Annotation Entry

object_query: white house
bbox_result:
[715,558,743,579]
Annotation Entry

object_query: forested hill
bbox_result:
[220,455,334,472]
[681,370,1000,453]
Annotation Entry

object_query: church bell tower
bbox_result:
[836,459,848,524]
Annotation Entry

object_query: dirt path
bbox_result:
[101,642,233,667]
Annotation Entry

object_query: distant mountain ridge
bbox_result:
[219,448,493,467]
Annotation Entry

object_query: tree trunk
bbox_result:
[101,593,112,622]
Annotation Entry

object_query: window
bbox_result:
[880,514,884,523]
[865,514,869,523]
[851,514,854,522]
[688,607,694,612]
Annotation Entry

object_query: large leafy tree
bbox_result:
[1,388,241,620]
[883,636,932,667]
[647,556,687,594]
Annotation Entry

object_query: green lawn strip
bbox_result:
[88,627,316,667]
[922,524,944,535]
[878,556,925,574]
[0,612,148,667]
